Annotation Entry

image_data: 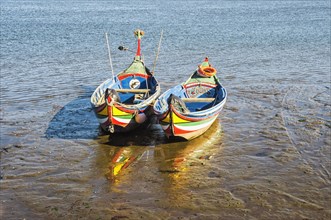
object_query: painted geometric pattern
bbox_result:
[95,105,135,128]
[111,106,134,127]
[161,111,218,136]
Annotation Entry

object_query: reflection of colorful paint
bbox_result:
[155,120,221,173]
[107,147,145,179]
[105,121,221,180]
[112,160,128,176]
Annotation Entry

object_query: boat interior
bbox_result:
[167,84,222,112]
[183,98,216,112]
[115,73,158,104]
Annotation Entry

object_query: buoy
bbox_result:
[197,66,217,77]
[135,113,147,124]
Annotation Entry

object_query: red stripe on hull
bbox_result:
[118,73,149,80]
[111,117,130,127]
[114,104,140,114]
[164,125,172,137]
[183,83,217,89]
[173,125,198,135]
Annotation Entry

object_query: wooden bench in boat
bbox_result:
[115,89,150,93]
[181,97,215,102]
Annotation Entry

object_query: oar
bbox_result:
[152,30,164,75]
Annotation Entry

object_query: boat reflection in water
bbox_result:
[107,146,148,179]
[104,118,166,180]
[104,119,222,180]
[154,119,222,176]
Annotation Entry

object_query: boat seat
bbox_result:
[115,89,150,104]
[181,97,215,111]
[181,98,215,102]
[115,89,150,93]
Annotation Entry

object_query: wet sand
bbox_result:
[1,82,330,220]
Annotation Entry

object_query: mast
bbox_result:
[152,30,163,74]
[105,32,115,80]
[134,29,144,57]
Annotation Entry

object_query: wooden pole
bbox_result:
[105,32,115,79]
[152,30,163,75]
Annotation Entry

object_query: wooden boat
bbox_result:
[91,30,161,133]
[153,57,227,140]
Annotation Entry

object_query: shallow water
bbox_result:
[1,0,330,219]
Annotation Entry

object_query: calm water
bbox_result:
[1,0,330,219]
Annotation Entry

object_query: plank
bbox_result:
[181,97,215,102]
[115,89,150,93]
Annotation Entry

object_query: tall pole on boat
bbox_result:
[105,32,115,79]
[152,30,163,75]
[134,29,144,57]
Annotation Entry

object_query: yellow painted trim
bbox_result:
[112,106,131,116]
[98,106,108,116]
[172,111,190,123]
[161,113,171,123]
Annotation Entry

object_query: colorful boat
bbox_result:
[153,57,227,140]
[91,30,161,133]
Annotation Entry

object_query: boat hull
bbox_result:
[159,104,223,140]
[93,101,154,133]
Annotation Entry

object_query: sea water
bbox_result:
[1,0,330,219]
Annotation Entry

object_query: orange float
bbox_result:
[197,66,217,77]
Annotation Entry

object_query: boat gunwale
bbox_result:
[153,83,227,117]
